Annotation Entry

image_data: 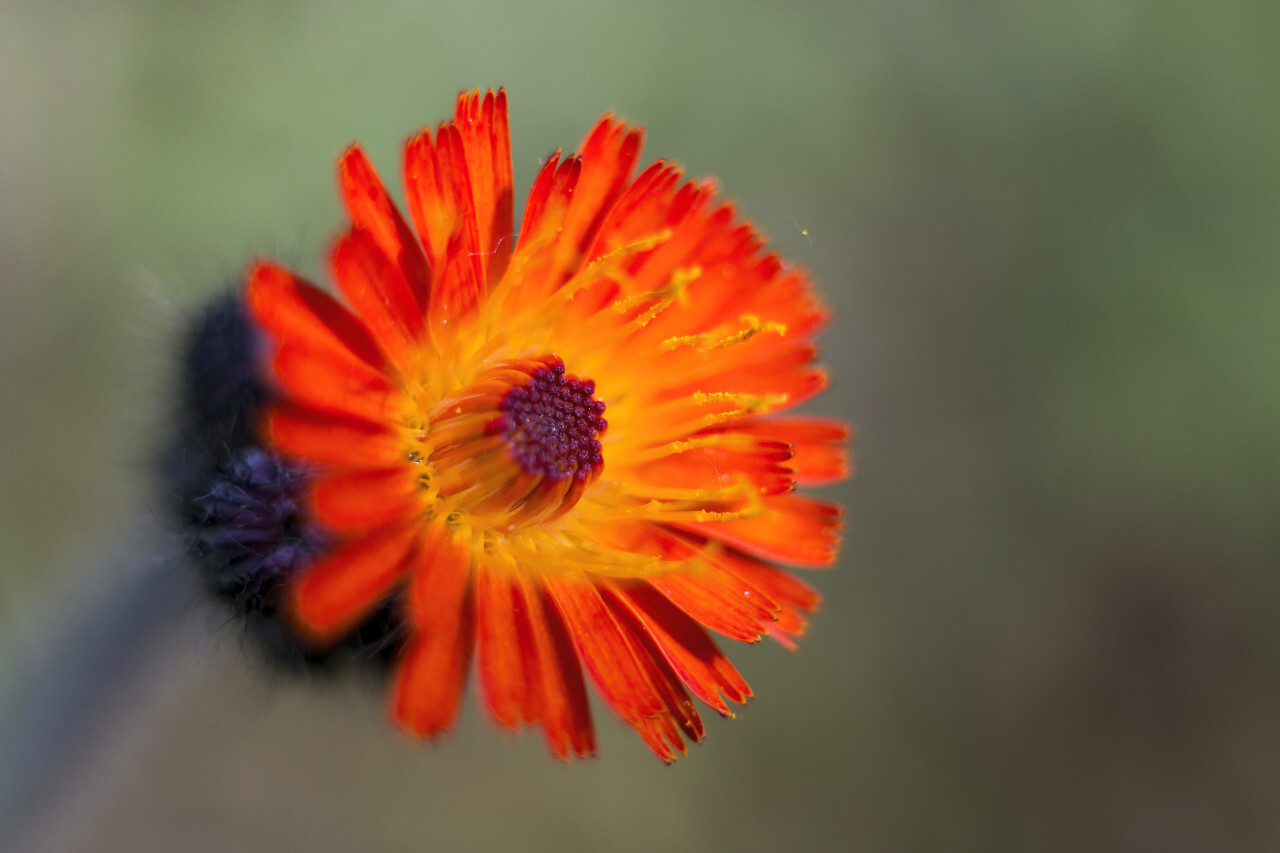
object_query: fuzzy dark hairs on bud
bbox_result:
[166,288,404,671]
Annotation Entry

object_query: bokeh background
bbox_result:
[3,1,1278,851]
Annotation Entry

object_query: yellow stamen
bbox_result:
[611,265,700,325]
[692,390,792,420]
[660,315,788,351]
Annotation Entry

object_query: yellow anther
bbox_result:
[660,314,787,351]
[616,266,702,326]
[694,509,750,523]
[692,390,791,422]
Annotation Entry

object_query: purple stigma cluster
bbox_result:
[499,361,607,481]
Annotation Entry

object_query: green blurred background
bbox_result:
[3,1,1278,851]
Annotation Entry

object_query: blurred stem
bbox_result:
[1,521,198,852]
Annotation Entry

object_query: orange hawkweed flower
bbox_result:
[247,89,848,762]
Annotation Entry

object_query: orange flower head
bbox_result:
[247,88,850,762]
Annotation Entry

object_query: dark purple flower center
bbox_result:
[499,361,607,481]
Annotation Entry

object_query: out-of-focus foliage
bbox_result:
[2,2,1277,851]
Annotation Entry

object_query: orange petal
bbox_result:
[626,640,702,762]
[646,565,776,644]
[266,403,402,469]
[763,610,806,651]
[715,550,822,650]
[505,577,542,726]
[392,524,475,738]
[701,417,851,485]
[545,117,644,288]
[290,521,420,643]
[597,580,704,761]
[739,266,828,339]
[626,345,826,444]
[509,153,582,305]
[636,211,759,335]
[602,578,750,716]
[309,468,422,533]
[404,124,485,328]
[584,160,681,268]
[779,418,852,485]
[543,573,664,728]
[331,227,427,369]
[337,144,432,306]
[522,579,596,759]
[676,494,843,567]
[517,151,575,249]
[566,178,722,338]
[453,89,514,287]
[654,341,825,403]
[630,441,796,497]
[272,342,396,424]
[635,256,826,351]
[583,190,827,362]
[246,261,384,371]
[625,182,721,298]
[475,567,527,730]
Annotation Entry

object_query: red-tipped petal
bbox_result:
[543,573,664,728]
[707,418,852,485]
[631,441,797,497]
[543,117,644,287]
[453,88,514,287]
[716,550,822,650]
[404,125,485,328]
[622,181,720,300]
[247,261,385,371]
[585,160,683,265]
[522,579,596,759]
[602,578,750,715]
[647,566,777,643]
[597,581,703,762]
[655,341,825,403]
[677,494,843,567]
[337,144,432,306]
[517,151,569,245]
[510,154,583,305]
[629,654,701,762]
[331,227,427,368]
